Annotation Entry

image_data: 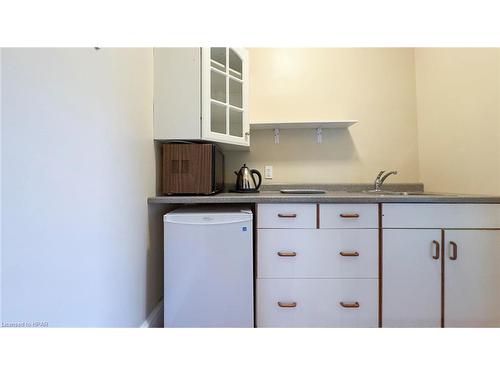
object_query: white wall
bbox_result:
[1,49,155,327]
[415,48,500,194]
[226,48,420,185]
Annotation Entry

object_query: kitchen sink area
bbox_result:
[279,189,444,196]
[361,190,443,196]
[277,189,445,196]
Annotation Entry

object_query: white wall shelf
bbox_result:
[250,121,358,144]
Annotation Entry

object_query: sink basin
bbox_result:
[362,190,438,196]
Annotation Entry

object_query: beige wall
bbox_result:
[225,48,420,185]
[415,48,500,194]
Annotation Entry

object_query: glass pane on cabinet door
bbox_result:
[229,78,242,108]
[211,102,227,134]
[211,70,226,103]
[229,108,243,137]
[229,49,242,79]
[211,48,226,71]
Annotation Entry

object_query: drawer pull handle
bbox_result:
[449,241,458,260]
[278,302,297,308]
[278,213,297,218]
[339,251,359,257]
[277,251,297,257]
[339,213,360,219]
[340,302,360,308]
[432,240,440,260]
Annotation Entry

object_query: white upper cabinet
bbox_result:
[202,48,249,147]
[154,48,250,149]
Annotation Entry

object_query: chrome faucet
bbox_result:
[374,170,398,191]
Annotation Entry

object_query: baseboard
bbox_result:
[140,300,164,328]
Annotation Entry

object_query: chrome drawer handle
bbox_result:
[340,301,360,308]
[278,302,297,308]
[278,213,297,218]
[339,213,360,218]
[277,251,297,257]
[339,251,359,257]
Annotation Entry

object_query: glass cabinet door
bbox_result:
[228,48,244,138]
[202,47,249,146]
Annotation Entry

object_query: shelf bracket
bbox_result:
[316,127,323,143]
[274,128,280,144]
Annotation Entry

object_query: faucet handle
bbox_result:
[376,170,386,180]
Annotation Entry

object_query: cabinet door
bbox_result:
[444,230,500,327]
[153,48,202,140]
[383,229,442,327]
[201,47,249,147]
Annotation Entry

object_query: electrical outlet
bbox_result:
[265,165,273,179]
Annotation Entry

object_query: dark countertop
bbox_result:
[148,184,500,204]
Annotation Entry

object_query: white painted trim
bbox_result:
[140,300,164,328]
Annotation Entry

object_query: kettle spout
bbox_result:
[234,171,238,175]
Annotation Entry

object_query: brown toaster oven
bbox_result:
[162,143,224,195]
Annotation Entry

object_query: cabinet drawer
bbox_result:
[382,204,500,228]
[257,204,317,229]
[256,279,378,327]
[257,229,378,278]
[320,204,378,228]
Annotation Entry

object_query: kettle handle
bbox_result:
[251,169,262,190]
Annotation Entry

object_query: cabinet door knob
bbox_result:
[339,213,360,218]
[278,213,297,218]
[449,241,458,260]
[277,251,297,257]
[339,251,359,257]
[340,302,360,308]
[278,302,297,308]
[432,240,440,260]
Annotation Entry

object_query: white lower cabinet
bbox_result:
[257,279,378,328]
[444,230,500,327]
[382,229,442,327]
[256,203,500,327]
[256,203,379,328]
[382,204,500,328]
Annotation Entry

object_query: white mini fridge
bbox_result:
[164,206,254,327]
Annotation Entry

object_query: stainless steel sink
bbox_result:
[362,190,439,196]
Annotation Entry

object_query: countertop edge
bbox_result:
[148,195,500,204]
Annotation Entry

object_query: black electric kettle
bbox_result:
[232,164,262,193]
